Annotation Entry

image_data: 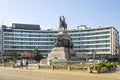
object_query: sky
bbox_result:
[0,0,120,31]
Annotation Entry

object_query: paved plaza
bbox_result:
[0,67,120,80]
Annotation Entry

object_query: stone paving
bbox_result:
[0,67,120,80]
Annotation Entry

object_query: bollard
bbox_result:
[51,65,54,70]
[3,63,5,67]
[88,65,92,73]
[68,65,71,71]
[38,64,40,69]
[12,64,15,68]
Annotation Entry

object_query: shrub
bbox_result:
[115,62,120,65]
[98,63,106,66]
[97,65,102,73]
[3,62,13,67]
[105,63,112,71]
[93,63,105,73]
[93,65,98,70]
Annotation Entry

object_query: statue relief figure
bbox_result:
[54,36,63,47]
[54,35,74,48]
[59,16,67,30]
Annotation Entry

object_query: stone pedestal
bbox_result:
[48,47,70,60]
[47,47,75,65]
[47,31,76,65]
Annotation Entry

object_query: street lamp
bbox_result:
[86,53,88,63]
[32,50,34,61]
[92,50,96,68]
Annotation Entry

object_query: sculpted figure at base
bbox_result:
[54,33,74,48]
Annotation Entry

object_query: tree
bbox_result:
[11,50,20,63]
[34,48,43,61]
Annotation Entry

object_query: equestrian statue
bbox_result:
[59,16,67,30]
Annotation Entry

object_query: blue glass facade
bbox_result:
[0,30,2,56]
[0,24,119,56]
[3,30,57,55]
[68,27,119,55]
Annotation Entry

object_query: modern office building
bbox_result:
[0,29,2,55]
[1,23,56,56]
[0,23,119,58]
[0,29,2,62]
[69,25,119,57]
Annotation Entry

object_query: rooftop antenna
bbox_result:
[0,20,3,28]
[2,20,4,25]
[81,22,84,26]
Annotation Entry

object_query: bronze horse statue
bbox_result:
[59,16,67,30]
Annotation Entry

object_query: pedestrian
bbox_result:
[25,60,29,69]
[20,60,23,69]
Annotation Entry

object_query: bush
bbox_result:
[115,62,120,65]
[97,65,102,73]
[98,63,106,66]
[93,65,102,73]
[66,65,88,70]
[93,65,97,70]
[55,65,67,69]
[3,62,13,67]
[93,63,105,73]
[105,63,112,71]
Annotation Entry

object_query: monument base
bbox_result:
[47,47,76,65]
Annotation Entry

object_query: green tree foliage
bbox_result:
[105,63,112,71]
[94,63,106,73]
[34,48,43,61]
[11,50,20,63]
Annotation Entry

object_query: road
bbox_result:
[0,67,120,80]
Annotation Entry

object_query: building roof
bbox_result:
[12,23,40,30]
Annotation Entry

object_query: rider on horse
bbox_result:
[59,16,67,30]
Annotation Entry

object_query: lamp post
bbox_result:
[86,53,88,63]
[32,50,34,61]
[92,50,96,68]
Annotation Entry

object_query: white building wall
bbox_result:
[1,25,119,56]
